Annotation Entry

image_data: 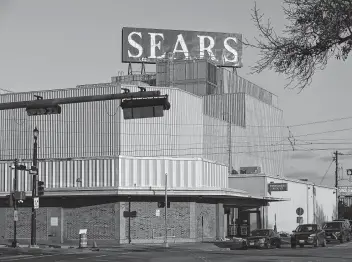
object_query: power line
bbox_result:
[320,160,334,185]
[294,127,352,138]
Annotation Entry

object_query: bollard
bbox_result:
[79,233,87,248]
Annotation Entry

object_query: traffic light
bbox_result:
[5,194,14,207]
[37,181,45,196]
[26,104,61,116]
[157,201,170,208]
[120,95,171,120]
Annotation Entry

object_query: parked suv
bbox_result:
[291,224,326,248]
[324,221,350,243]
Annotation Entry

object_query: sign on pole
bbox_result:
[33,197,39,209]
[296,207,304,216]
[156,209,160,217]
[13,210,18,221]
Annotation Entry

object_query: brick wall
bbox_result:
[63,203,118,241]
[122,202,191,242]
[0,201,219,245]
[5,208,48,240]
[196,203,216,240]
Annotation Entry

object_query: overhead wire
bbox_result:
[320,160,334,185]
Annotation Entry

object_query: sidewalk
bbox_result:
[0,241,240,253]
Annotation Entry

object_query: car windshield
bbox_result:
[296,225,317,232]
[323,222,341,229]
[251,230,269,236]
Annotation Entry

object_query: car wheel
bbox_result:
[276,241,281,248]
[340,237,344,244]
[291,244,296,248]
[321,239,327,247]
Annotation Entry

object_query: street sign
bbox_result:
[13,210,18,221]
[296,216,303,224]
[33,197,39,209]
[296,207,304,216]
[156,209,160,217]
[123,211,137,218]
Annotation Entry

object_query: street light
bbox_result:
[30,127,39,248]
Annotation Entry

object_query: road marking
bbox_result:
[95,255,107,257]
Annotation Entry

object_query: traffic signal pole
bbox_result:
[0,90,161,111]
[30,134,38,248]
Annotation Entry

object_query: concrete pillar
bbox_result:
[119,202,126,243]
[189,202,196,240]
[215,203,224,240]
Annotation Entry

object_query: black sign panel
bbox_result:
[268,183,288,194]
[122,27,243,67]
[123,211,137,218]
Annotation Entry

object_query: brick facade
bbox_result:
[0,200,218,246]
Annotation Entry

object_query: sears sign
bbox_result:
[122,27,243,67]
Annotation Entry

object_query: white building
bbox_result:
[0,59,336,244]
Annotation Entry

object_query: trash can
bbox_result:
[79,233,87,248]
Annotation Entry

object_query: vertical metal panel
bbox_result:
[0,84,121,161]
[118,156,228,189]
[0,157,119,193]
[119,85,204,160]
[203,93,246,127]
[203,94,284,177]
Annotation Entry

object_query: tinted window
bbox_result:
[296,225,317,232]
[323,222,342,229]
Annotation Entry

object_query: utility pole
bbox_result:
[335,151,339,189]
[227,68,237,176]
[12,159,18,248]
[164,173,168,248]
[334,150,342,219]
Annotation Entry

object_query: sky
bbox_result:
[1,0,352,187]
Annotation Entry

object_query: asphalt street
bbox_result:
[1,242,352,262]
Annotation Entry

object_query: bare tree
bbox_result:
[249,0,352,90]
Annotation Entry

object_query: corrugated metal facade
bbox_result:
[156,59,218,96]
[0,81,283,177]
[203,93,246,127]
[218,68,278,107]
[0,83,121,160]
[0,156,228,193]
[119,86,204,159]
[203,94,284,177]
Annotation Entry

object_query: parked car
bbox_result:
[333,219,351,230]
[291,224,326,248]
[324,221,350,243]
[245,229,282,249]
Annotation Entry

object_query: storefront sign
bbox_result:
[122,27,243,67]
[338,186,352,195]
[268,183,288,194]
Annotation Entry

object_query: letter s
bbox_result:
[224,37,238,64]
[127,32,143,58]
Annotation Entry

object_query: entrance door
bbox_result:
[238,209,261,237]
